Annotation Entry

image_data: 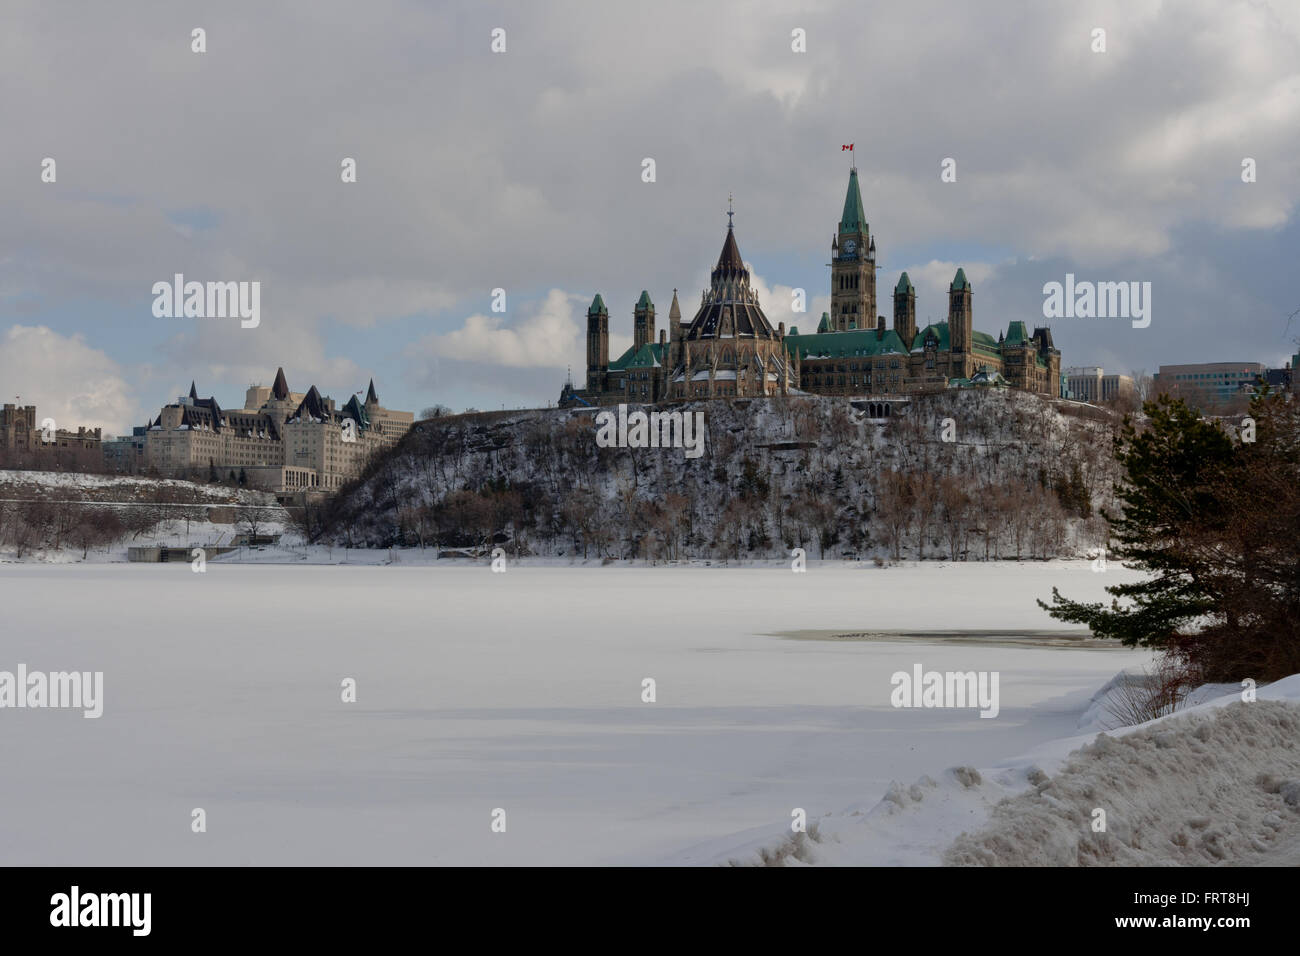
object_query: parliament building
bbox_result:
[560,169,1061,407]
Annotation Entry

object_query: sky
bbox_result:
[2,0,1298,435]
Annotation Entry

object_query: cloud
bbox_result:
[1,0,1297,410]
[749,269,830,332]
[898,261,999,320]
[0,325,136,434]
[410,289,583,368]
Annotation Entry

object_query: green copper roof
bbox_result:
[839,169,866,234]
[817,312,831,332]
[908,323,998,354]
[913,322,948,351]
[895,272,914,294]
[636,290,652,310]
[785,327,910,360]
[342,394,371,429]
[951,268,969,291]
[608,342,666,372]
[1003,321,1029,348]
[589,293,608,314]
[624,343,662,369]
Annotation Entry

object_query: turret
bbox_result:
[586,294,609,393]
[634,290,655,352]
[893,272,917,348]
[948,268,973,376]
[667,289,683,378]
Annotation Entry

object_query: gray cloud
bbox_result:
[2,0,1297,421]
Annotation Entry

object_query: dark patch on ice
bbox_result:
[771,628,1117,650]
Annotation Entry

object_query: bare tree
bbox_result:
[874,469,913,561]
[236,507,267,539]
[938,475,971,560]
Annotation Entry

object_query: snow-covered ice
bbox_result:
[3,560,1285,866]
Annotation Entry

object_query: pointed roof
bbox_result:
[293,385,326,422]
[683,220,777,342]
[343,393,371,429]
[589,294,608,314]
[713,226,746,278]
[895,272,914,294]
[366,378,378,404]
[840,168,867,233]
[668,289,681,320]
[272,367,290,400]
[636,290,653,310]
[817,312,831,332]
[188,381,198,400]
[951,268,970,291]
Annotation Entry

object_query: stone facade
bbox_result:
[562,216,796,407]
[0,403,102,471]
[1064,366,1135,403]
[784,168,1060,399]
[144,369,413,490]
[561,169,1062,407]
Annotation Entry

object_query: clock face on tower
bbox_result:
[843,240,857,256]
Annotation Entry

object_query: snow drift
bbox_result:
[705,675,1300,867]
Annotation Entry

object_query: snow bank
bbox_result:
[1075,668,1239,734]
[702,675,1300,866]
[946,694,1300,865]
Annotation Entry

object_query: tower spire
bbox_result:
[727,192,734,230]
[839,168,866,233]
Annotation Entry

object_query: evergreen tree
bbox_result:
[1040,393,1300,680]
[1039,395,1233,648]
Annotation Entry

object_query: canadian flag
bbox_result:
[841,143,854,151]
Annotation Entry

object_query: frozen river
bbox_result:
[0,561,1148,865]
